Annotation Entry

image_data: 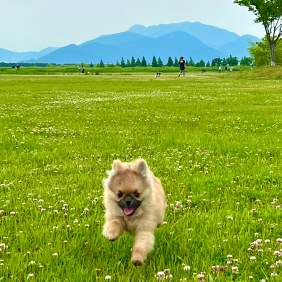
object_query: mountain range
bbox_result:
[0,22,262,64]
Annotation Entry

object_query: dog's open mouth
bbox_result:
[123,207,135,216]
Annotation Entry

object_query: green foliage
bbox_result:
[233,0,282,65]
[240,56,253,66]
[157,57,163,67]
[195,60,205,67]
[227,55,239,66]
[167,57,173,67]
[141,56,147,67]
[131,57,136,67]
[120,57,125,68]
[206,61,211,67]
[248,37,282,66]
[99,60,104,68]
[152,56,158,67]
[173,57,179,67]
[116,60,120,66]
[126,59,131,67]
[188,57,194,66]
[212,58,222,66]
[136,58,141,67]
[90,62,94,67]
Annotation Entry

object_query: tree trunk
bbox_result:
[270,43,275,67]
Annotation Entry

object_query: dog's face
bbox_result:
[105,159,152,216]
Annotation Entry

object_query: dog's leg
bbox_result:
[131,226,155,266]
[103,217,125,241]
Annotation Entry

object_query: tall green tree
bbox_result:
[136,58,141,67]
[99,60,104,67]
[234,0,282,66]
[131,57,136,67]
[167,57,173,66]
[141,56,147,67]
[227,55,239,66]
[126,59,131,67]
[188,57,194,66]
[195,60,205,67]
[248,36,282,65]
[116,60,120,66]
[157,57,163,67]
[240,56,254,66]
[120,57,125,68]
[173,57,179,67]
[152,56,158,67]
[212,58,222,66]
[206,61,211,67]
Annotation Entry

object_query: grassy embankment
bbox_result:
[0,74,282,281]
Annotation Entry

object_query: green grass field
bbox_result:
[0,72,282,281]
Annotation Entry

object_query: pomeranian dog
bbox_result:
[103,159,166,266]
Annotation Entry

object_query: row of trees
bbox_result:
[95,55,253,68]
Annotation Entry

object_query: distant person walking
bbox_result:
[225,66,228,72]
[178,57,186,77]
[82,66,85,74]
[78,65,81,72]
[219,66,222,73]
[230,66,233,72]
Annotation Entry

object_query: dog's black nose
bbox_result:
[124,196,132,207]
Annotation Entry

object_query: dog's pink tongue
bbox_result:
[124,207,134,216]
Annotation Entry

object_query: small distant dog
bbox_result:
[201,70,206,73]
[103,159,166,266]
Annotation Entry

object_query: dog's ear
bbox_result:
[132,159,148,177]
[112,160,124,171]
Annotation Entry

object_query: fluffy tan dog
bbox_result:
[103,159,166,266]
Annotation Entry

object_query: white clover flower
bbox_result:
[10,211,15,215]
[105,275,111,280]
[250,256,256,261]
[73,219,78,223]
[227,216,233,220]
[29,261,36,265]
[271,273,277,277]
[28,273,34,279]
[265,239,270,243]
[276,260,282,267]
[276,238,282,243]
[52,253,58,258]
[53,226,58,230]
[227,254,233,259]
[183,265,190,271]
[232,266,239,275]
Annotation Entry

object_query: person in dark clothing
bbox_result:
[178,57,186,77]
[82,66,85,73]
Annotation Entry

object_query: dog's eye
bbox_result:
[134,192,139,198]
[118,192,123,198]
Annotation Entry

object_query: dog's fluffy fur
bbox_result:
[103,159,166,265]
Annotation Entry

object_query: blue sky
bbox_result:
[0,0,265,52]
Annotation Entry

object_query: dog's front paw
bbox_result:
[103,229,120,241]
[131,255,145,266]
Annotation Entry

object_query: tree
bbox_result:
[90,62,94,67]
[206,61,211,67]
[126,59,131,67]
[116,60,120,66]
[248,36,282,65]
[234,0,282,66]
[240,56,254,66]
[195,60,205,67]
[120,57,125,68]
[99,60,104,67]
[157,57,163,67]
[188,57,195,66]
[152,56,158,67]
[136,58,141,66]
[226,55,239,66]
[222,58,228,66]
[167,57,173,66]
[173,57,179,67]
[141,56,147,67]
[212,58,222,66]
[131,57,136,67]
